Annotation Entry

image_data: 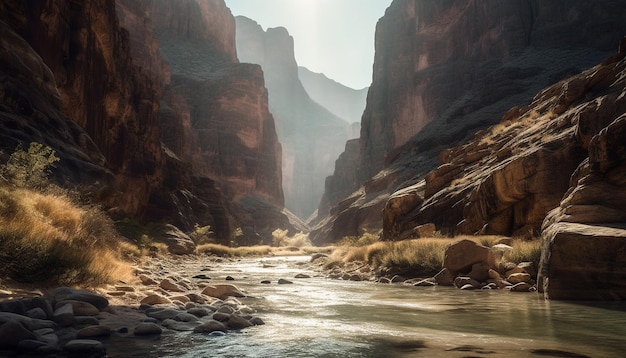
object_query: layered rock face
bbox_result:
[0,0,164,215]
[234,16,351,220]
[148,1,289,243]
[382,37,626,299]
[312,0,626,244]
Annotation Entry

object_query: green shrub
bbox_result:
[0,142,59,189]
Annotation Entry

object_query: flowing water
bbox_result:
[108,256,626,357]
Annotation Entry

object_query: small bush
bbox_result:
[0,142,59,189]
[272,229,312,248]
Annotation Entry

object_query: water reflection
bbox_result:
[107,256,626,357]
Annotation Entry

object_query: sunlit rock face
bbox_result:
[148,1,290,243]
[536,50,626,299]
[234,16,351,220]
[0,0,165,215]
[311,0,626,244]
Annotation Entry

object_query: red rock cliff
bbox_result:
[312,0,626,244]
[148,0,290,243]
[1,0,165,216]
[0,0,291,243]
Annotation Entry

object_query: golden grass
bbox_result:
[0,185,133,286]
[195,243,273,257]
[272,229,312,248]
[504,239,542,268]
[195,243,336,258]
[323,233,539,276]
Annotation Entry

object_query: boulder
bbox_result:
[467,262,491,282]
[539,223,626,300]
[226,315,253,330]
[140,294,172,306]
[193,320,226,333]
[0,299,26,315]
[55,300,100,316]
[147,308,180,321]
[433,268,455,286]
[52,288,108,311]
[139,275,158,285]
[201,284,246,300]
[53,303,74,327]
[159,278,186,292]
[134,322,163,336]
[26,308,48,320]
[64,339,104,353]
[187,307,210,318]
[0,320,37,348]
[77,325,112,338]
[444,240,495,273]
[507,273,531,284]
[453,277,481,289]
[414,223,436,238]
[509,282,533,292]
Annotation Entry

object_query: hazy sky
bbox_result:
[224,0,392,89]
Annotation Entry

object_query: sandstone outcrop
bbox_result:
[312,0,626,244]
[385,38,626,299]
[235,16,351,220]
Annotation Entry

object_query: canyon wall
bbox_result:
[297,66,368,130]
[234,16,351,220]
[1,0,165,216]
[312,0,626,244]
[0,0,292,244]
[147,0,291,243]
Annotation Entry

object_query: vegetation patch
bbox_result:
[0,143,133,286]
[0,186,133,286]
[325,233,540,277]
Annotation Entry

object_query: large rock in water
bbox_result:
[311,0,626,244]
[538,85,626,299]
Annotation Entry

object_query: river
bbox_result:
[108,256,626,357]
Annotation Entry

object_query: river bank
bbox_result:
[1,254,625,357]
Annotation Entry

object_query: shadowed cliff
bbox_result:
[0,0,295,246]
[312,0,626,245]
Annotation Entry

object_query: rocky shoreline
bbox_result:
[0,255,265,357]
[316,239,537,293]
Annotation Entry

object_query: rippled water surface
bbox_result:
[108,256,626,357]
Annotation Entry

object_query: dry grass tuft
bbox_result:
[195,243,273,257]
[504,239,542,268]
[324,233,539,276]
[0,185,133,286]
[272,229,312,248]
